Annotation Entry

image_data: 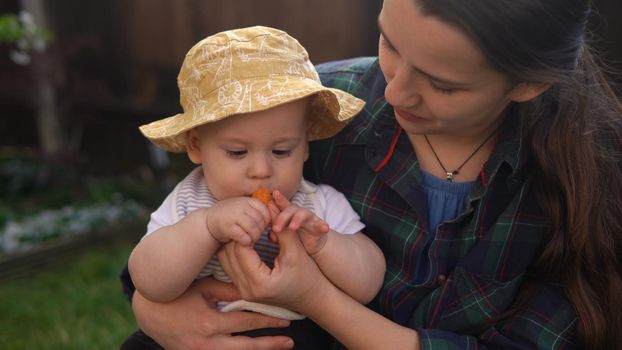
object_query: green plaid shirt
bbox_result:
[307,57,577,349]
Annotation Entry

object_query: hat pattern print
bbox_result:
[140,26,365,152]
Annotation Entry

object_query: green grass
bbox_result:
[0,242,137,349]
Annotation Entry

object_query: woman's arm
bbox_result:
[311,230,385,304]
[309,278,419,349]
[218,228,420,349]
[131,277,295,350]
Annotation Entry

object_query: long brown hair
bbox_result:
[419,0,622,348]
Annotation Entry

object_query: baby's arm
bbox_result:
[128,197,271,303]
[271,191,385,304]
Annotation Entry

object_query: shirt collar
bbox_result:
[480,106,526,187]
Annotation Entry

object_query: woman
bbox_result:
[123,0,622,348]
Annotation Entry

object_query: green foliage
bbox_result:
[0,243,136,349]
[0,13,53,44]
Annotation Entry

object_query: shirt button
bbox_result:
[437,274,447,285]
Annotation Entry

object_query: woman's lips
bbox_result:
[394,108,427,123]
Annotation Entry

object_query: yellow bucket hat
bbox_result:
[139,26,365,153]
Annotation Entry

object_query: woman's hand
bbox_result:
[132,277,294,350]
[218,227,332,315]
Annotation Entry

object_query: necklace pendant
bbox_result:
[445,170,458,182]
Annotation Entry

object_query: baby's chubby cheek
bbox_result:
[277,179,303,202]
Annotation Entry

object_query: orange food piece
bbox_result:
[252,187,272,207]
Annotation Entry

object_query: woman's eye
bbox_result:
[380,36,396,52]
[226,150,247,158]
[272,149,292,157]
[429,81,455,95]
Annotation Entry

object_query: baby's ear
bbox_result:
[508,81,552,102]
[186,129,202,164]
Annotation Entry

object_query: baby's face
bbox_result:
[187,98,310,201]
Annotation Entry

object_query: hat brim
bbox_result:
[139,76,365,152]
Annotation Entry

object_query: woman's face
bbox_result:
[378,0,524,140]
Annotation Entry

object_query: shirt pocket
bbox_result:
[428,267,525,333]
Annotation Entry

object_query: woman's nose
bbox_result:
[385,64,421,108]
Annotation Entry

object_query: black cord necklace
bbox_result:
[423,124,501,182]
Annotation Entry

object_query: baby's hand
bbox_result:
[205,196,271,245]
[271,190,329,255]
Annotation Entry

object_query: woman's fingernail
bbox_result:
[283,339,294,349]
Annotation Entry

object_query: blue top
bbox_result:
[420,170,474,234]
[415,171,474,283]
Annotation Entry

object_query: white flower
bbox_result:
[1,200,147,254]
[2,222,23,254]
[18,11,35,28]
[9,50,31,65]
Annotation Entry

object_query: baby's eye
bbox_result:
[272,149,292,157]
[226,149,247,158]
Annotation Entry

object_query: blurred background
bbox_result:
[0,0,619,349]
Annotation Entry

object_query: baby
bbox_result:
[128,26,386,348]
